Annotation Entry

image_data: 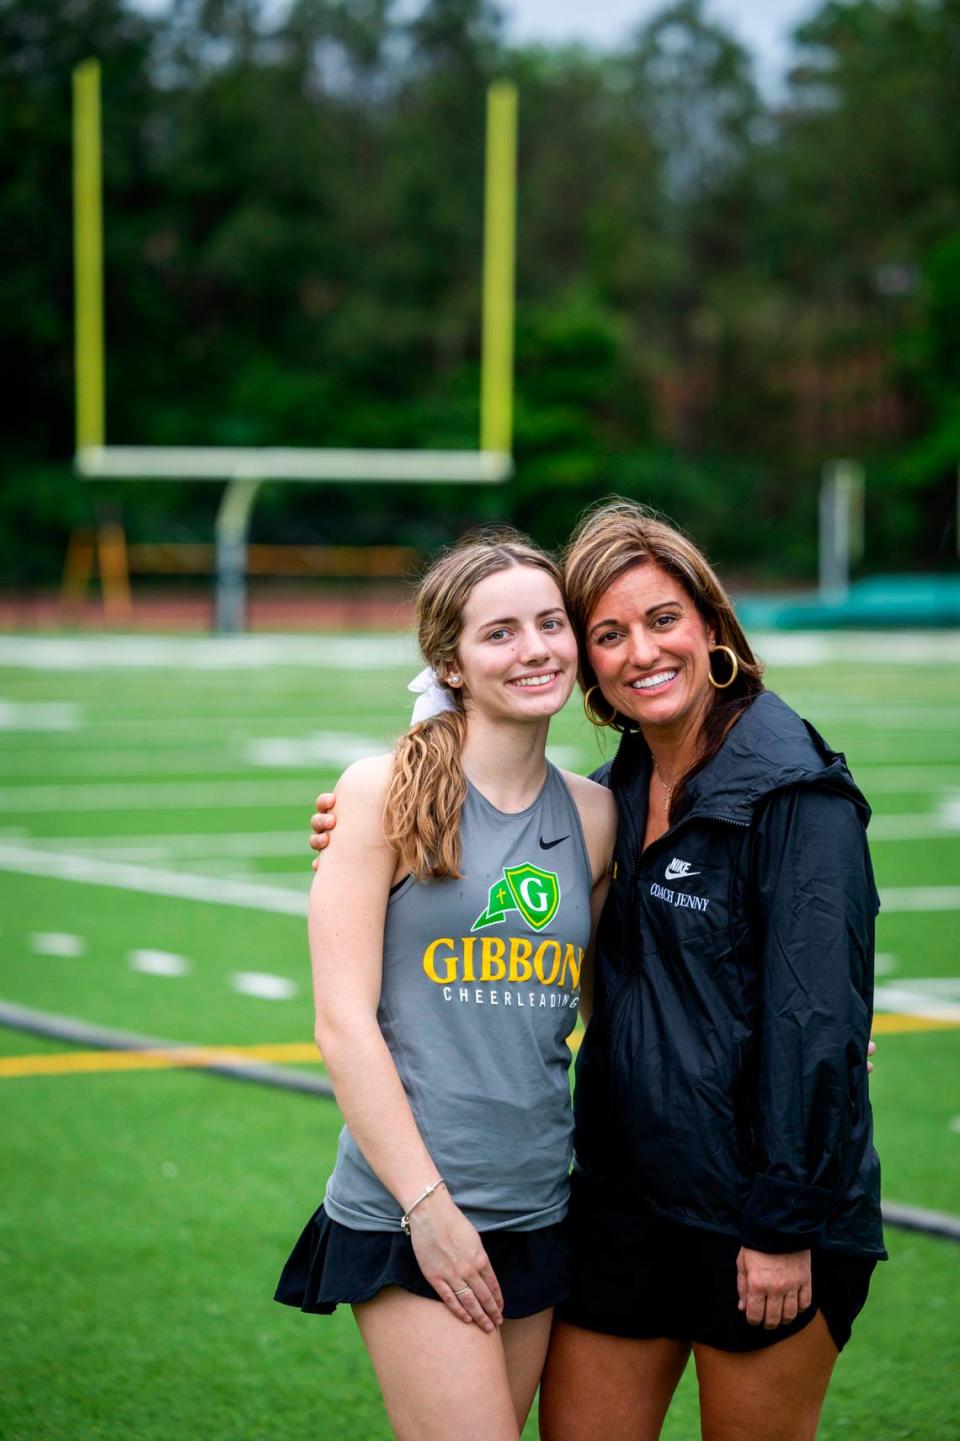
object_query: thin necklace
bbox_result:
[652,761,675,809]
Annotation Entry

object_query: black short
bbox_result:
[558,1173,878,1354]
[274,1204,571,1320]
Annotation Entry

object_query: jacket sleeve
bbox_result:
[739,785,879,1253]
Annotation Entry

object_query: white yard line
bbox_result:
[0,634,416,670]
[0,843,305,914]
[20,815,959,863]
[0,713,401,743]
[874,985,960,1023]
[231,972,297,1000]
[30,931,86,957]
[847,769,960,793]
[129,949,190,977]
[0,779,320,812]
[2,841,959,917]
[5,768,960,817]
[1,630,957,672]
[0,734,387,776]
[870,821,960,841]
[244,733,386,767]
[880,887,960,913]
[25,832,309,859]
[793,704,960,730]
[870,797,960,840]
[752,632,960,665]
[801,704,960,723]
[0,752,301,778]
[0,700,82,731]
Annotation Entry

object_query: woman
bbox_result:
[310,501,883,1441]
[279,530,616,1441]
[538,499,884,1441]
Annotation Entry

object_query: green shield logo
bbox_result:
[504,863,560,931]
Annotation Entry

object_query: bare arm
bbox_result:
[559,770,617,1029]
[578,872,610,1028]
[310,757,502,1330]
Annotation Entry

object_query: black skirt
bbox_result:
[274,1204,571,1320]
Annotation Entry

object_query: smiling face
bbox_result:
[586,562,716,741]
[451,564,579,723]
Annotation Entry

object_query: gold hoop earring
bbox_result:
[708,645,739,689]
[583,685,618,728]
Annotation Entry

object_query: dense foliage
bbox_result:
[3,0,960,583]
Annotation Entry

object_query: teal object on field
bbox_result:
[734,574,960,630]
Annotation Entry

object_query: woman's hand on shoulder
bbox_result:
[312,756,393,863]
[310,791,337,868]
[407,1186,504,1333]
[310,755,395,867]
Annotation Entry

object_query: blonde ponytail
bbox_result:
[383,710,469,880]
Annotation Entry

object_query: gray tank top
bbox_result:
[324,763,593,1233]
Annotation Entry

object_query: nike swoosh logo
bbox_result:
[539,835,569,850]
[665,860,701,880]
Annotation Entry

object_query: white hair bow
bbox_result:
[408,666,458,725]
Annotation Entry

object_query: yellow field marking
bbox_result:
[0,1041,321,1080]
[1,1014,955,1081]
[871,1013,960,1035]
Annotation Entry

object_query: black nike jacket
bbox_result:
[576,690,886,1258]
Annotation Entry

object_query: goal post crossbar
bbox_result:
[76,445,512,485]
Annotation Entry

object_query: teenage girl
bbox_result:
[276,532,616,1441]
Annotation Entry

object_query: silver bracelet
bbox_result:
[400,1178,446,1235]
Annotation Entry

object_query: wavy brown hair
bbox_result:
[564,498,764,812]
[384,530,563,880]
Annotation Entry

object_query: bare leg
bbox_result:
[694,1311,839,1441]
[354,1288,548,1441]
[539,1320,690,1441]
[501,1309,555,1431]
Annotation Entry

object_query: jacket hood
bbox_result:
[610,690,871,828]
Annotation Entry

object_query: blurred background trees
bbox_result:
[3,0,959,583]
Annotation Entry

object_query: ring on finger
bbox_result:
[453,1286,471,1297]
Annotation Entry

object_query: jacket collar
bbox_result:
[610,690,871,829]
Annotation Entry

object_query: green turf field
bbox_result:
[1,630,958,1440]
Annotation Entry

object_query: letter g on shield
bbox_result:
[504,863,561,931]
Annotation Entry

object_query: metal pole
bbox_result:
[214,477,261,633]
[819,459,862,602]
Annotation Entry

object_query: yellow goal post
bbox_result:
[72,62,518,631]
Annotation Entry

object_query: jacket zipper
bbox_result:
[624,806,750,909]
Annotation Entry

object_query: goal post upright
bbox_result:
[481,80,517,457]
[73,58,105,454]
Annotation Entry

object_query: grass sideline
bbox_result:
[1,631,958,1439]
